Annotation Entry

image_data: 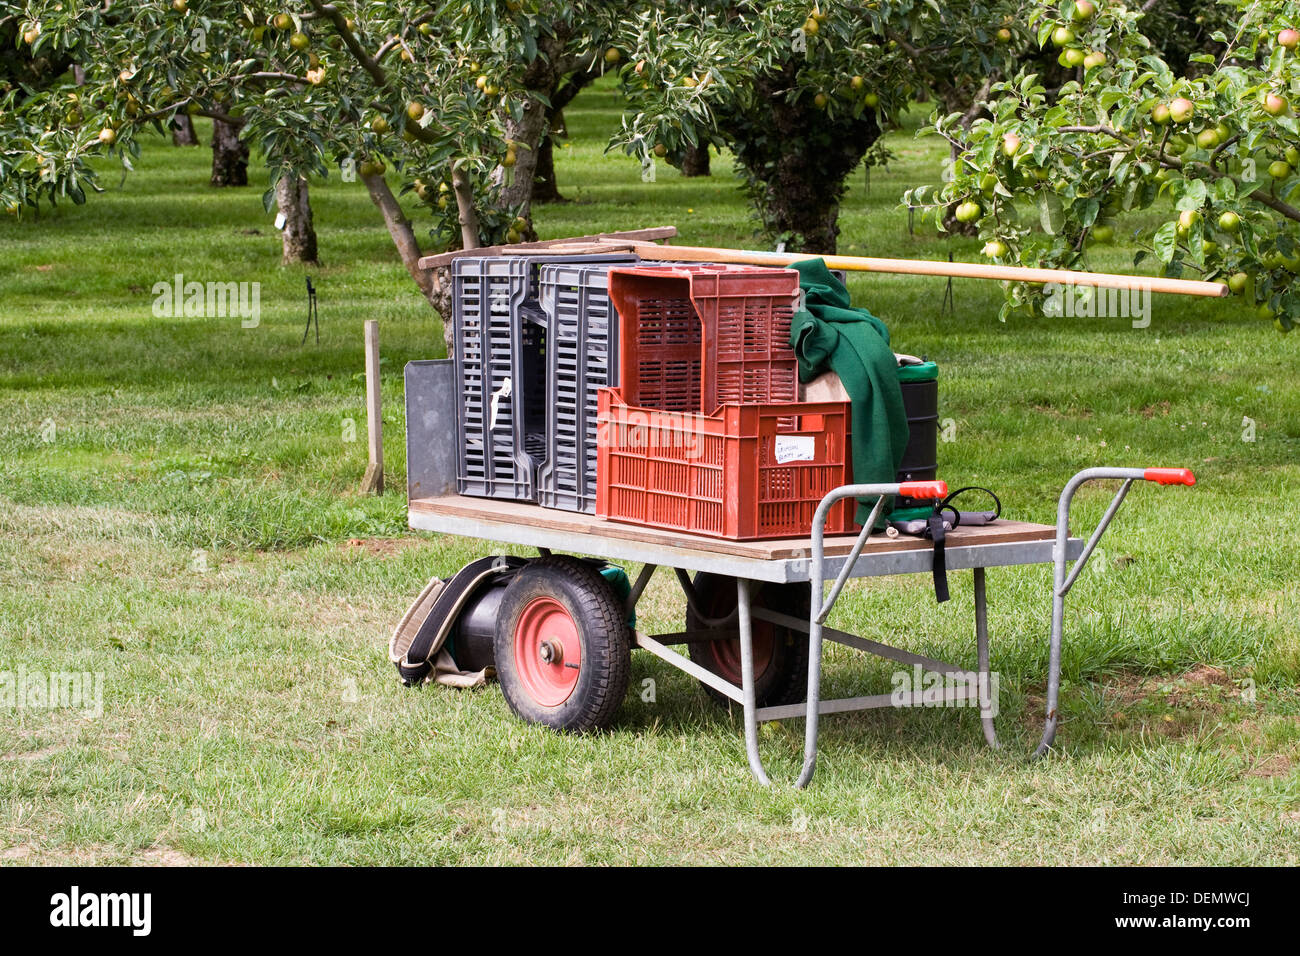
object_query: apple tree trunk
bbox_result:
[533,134,562,204]
[681,143,711,178]
[171,114,199,147]
[276,175,318,265]
[722,61,881,254]
[491,39,601,225]
[495,94,550,223]
[210,119,249,187]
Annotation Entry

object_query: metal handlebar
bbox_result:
[742,467,1193,787]
[1035,466,1196,757]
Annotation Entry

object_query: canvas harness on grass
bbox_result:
[391,555,529,686]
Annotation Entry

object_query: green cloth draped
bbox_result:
[788,258,910,524]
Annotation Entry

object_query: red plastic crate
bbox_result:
[596,388,857,540]
[608,264,800,414]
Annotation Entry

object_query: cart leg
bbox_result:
[1035,587,1066,758]
[736,578,772,786]
[794,578,823,791]
[974,567,999,749]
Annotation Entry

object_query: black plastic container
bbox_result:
[895,362,939,510]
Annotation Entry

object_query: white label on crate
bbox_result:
[774,435,816,464]
[488,377,512,430]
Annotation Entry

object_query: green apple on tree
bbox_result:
[1168,97,1194,123]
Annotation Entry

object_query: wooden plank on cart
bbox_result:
[408,495,1058,561]
[501,242,643,256]
[416,226,677,270]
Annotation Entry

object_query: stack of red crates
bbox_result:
[596,264,856,540]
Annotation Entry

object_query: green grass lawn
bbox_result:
[2,81,1298,865]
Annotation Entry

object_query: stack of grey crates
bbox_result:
[452,254,636,506]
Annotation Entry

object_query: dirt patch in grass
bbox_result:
[1164,665,1236,708]
[1140,400,1172,418]
[1246,754,1293,778]
[0,744,66,762]
[1108,665,1235,710]
[135,846,198,866]
[342,537,421,557]
[1182,664,1233,687]
[1029,665,1253,742]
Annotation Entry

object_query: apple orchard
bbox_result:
[4,1,1300,329]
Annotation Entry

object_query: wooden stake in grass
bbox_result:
[360,319,383,495]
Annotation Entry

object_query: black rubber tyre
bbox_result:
[494,555,631,732]
[685,572,811,709]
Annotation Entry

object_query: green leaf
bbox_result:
[1038,192,1064,235]
[1175,179,1207,210]
[1153,221,1178,263]
[1078,197,1100,228]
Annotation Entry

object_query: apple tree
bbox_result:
[611,0,1039,252]
[1,1,640,331]
[904,0,1300,330]
[0,1,339,262]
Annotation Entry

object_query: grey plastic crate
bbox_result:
[536,263,628,513]
[452,254,635,502]
[534,261,705,513]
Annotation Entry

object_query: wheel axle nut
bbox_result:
[538,639,562,665]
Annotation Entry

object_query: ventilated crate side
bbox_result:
[596,388,857,540]
[689,269,801,414]
[535,262,626,513]
[453,254,636,504]
[452,257,539,501]
[608,270,705,414]
[609,264,803,418]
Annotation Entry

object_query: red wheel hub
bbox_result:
[513,596,582,707]
[701,627,775,686]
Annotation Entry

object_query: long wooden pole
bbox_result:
[627,243,1228,298]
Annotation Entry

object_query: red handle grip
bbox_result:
[1143,467,1196,486]
[898,480,948,500]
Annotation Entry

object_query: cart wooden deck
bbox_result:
[409,494,1081,584]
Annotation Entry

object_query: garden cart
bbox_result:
[402,357,1196,787]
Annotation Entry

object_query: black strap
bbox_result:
[926,511,950,603]
[398,555,527,685]
[926,486,1000,603]
[940,485,1001,522]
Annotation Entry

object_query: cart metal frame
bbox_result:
[406,360,1194,787]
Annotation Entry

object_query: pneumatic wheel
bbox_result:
[494,555,631,732]
[686,573,811,709]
